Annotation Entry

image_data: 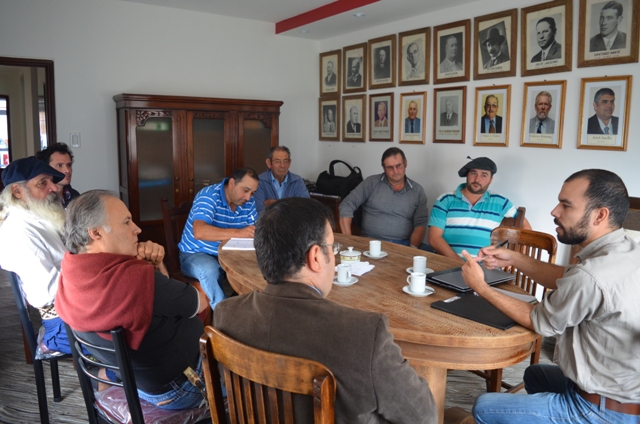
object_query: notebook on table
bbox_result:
[431,293,516,330]
[426,265,515,292]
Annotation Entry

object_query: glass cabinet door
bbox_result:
[191,113,226,197]
[242,116,273,173]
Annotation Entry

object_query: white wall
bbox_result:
[318,0,640,261]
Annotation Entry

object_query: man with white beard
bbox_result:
[0,156,72,354]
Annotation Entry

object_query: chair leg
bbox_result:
[22,328,33,364]
[50,359,63,402]
[486,369,503,392]
[33,360,51,424]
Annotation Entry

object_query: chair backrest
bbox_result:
[499,206,526,228]
[623,196,640,231]
[490,227,557,296]
[7,271,38,359]
[200,326,336,424]
[161,198,193,276]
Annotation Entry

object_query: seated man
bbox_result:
[36,142,80,208]
[339,147,430,249]
[56,190,209,409]
[0,157,73,354]
[214,197,437,423]
[461,169,640,423]
[428,157,530,263]
[253,146,309,214]
[178,168,258,309]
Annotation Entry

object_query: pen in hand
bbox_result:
[476,240,508,263]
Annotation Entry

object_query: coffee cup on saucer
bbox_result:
[406,272,426,294]
[337,264,352,284]
[369,240,382,257]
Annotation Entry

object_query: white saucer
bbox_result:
[406,267,434,274]
[333,276,358,287]
[363,251,388,259]
[402,285,435,297]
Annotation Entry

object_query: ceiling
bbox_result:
[120,0,475,40]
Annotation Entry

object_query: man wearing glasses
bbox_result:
[253,146,309,214]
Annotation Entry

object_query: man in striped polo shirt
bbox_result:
[178,168,259,309]
[428,157,530,263]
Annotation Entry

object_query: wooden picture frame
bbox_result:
[342,94,366,142]
[368,35,396,89]
[399,92,426,144]
[433,20,470,84]
[578,0,640,67]
[433,86,466,144]
[474,9,518,80]
[399,27,430,86]
[319,97,340,141]
[578,75,632,151]
[343,43,367,94]
[521,81,567,148]
[369,92,394,141]
[473,85,511,147]
[521,0,573,76]
[320,50,341,97]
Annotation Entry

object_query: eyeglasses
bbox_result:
[270,159,290,166]
[320,243,341,255]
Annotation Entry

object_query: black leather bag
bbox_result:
[315,160,363,199]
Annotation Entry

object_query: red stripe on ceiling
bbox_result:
[276,0,379,34]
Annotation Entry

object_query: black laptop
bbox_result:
[426,265,515,292]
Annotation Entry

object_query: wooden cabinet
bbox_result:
[114,93,282,245]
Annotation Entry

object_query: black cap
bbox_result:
[458,156,497,177]
[2,156,65,186]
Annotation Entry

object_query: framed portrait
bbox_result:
[578,0,640,67]
[368,35,396,89]
[319,50,341,97]
[473,85,511,147]
[433,86,466,144]
[399,92,426,144]
[521,0,573,77]
[369,92,394,142]
[343,43,367,94]
[578,75,632,151]
[399,27,430,86]
[474,9,517,80]
[433,20,470,85]
[342,94,366,142]
[521,81,567,148]
[319,97,340,141]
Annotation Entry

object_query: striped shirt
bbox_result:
[428,183,516,257]
[178,179,257,256]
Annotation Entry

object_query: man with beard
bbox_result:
[0,156,73,353]
[528,91,555,134]
[462,169,640,423]
[428,157,530,262]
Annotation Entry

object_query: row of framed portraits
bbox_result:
[319,75,632,151]
[320,0,639,95]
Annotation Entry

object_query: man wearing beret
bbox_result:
[428,157,530,263]
[0,157,76,353]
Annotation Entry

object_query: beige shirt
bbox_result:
[530,229,640,403]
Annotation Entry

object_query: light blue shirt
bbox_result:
[270,171,289,200]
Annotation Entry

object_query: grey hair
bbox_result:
[0,181,28,224]
[267,146,291,160]
[64,189,117,254]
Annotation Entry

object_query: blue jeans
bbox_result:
[179,252,226,310]
[473,364,640,423]
[138,357,205,410]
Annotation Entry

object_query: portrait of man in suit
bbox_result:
[405,42,424,79]
[480,95,502,133]
[529,91,555,134]
[482,28,510,69]
[346,106,361,134]
[590,1,627,52]
[324,61,336,87]
[373,47,390,80]
[587,88,618,134]
[374,102,389,127]
[323,107,336,134]
[531,17,562,62]
[347,58,363,87]
[440,98,458,126]
[404,101,421,133]
[440,35,463,72]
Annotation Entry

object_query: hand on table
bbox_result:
[238,225,256,238]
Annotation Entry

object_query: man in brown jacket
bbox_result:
[214,197,437,423]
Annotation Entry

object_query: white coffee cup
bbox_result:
[406,272,426,294]
[369,240,382,257]
[413,256,427,273]
[337,264,352,283]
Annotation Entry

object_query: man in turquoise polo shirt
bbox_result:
[428,157,530,263]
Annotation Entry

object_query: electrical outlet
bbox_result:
[70,132,81,148]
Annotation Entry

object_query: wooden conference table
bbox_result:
[219,234,540,424]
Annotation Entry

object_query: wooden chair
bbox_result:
[499,206,526,228]
[160,198,212,324]
[200,326,336,424]
[624,196,640,230]
[471,227,557,393]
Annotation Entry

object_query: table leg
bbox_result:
[413,364,447,424]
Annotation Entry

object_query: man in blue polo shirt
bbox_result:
[428,157,530,263]
[178,168,258,309]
